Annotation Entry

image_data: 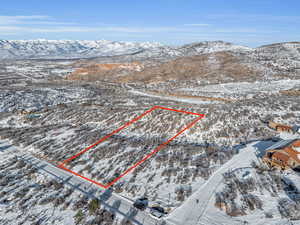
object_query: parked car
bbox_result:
[150,206,166,218]
[133,197,148,210]
[271,137,282,142]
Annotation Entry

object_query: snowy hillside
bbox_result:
[253,42,300,73]
[0,39,163,59]
[2,39,299,64]
[177,41,253,56]
[0,39,255,60]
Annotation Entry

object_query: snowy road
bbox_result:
[0,140,160,225]
[166,143,259,225]
[126,84,212,105]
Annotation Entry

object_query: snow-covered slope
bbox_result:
[0,39,254,60]
[177,41,253,56]
[0,39,163,59]
[253,42,300,73]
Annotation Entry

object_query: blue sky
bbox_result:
[0,0,299,46]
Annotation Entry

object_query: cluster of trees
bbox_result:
[0,157,131,225]
[278,198,300,220]
[215,172,263,216]
[0,154,122,225]
[215,160,300,220]
[175,185,192,202]
[215,167,264,216]
[0,152,141,225]
[73,196,139,225]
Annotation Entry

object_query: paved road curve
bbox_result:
[166,144,258,225]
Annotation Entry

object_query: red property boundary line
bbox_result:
[57,106,205,189]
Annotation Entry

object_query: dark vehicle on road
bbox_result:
[150,206,166,218]
[133,197,148,210]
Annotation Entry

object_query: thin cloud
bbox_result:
[0,15,75,25]
[215,28,280,34]
[184,23,210,27]
[207,13,300,23]
[0,15,49,24]
[0,14,295,46]
[0,15,213,34]
[0,25,186,34]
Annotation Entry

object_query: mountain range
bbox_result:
[62,40,300,83]
[2,39,299,84]
[0,39,263,60]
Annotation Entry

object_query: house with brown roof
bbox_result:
[268,121,294,133]
[263,139,300,171]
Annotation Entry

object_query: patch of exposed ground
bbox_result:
[67,62,143,81]
[280,89,300,96]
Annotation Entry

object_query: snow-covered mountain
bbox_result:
[177,41,253,56]
[0,39,253,59]
[0,39,163,59]
[1,40,299,72]
[253,42,300,73]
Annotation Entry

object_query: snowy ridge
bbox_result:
[0,39,255,59]
[177,41,253,56]
[0,39,163,59]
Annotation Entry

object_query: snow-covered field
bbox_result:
[180,79,300,94]
[0,87,95,113]
[0,40,300,225]
[0,141,158,225]
[167,135,300,225]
